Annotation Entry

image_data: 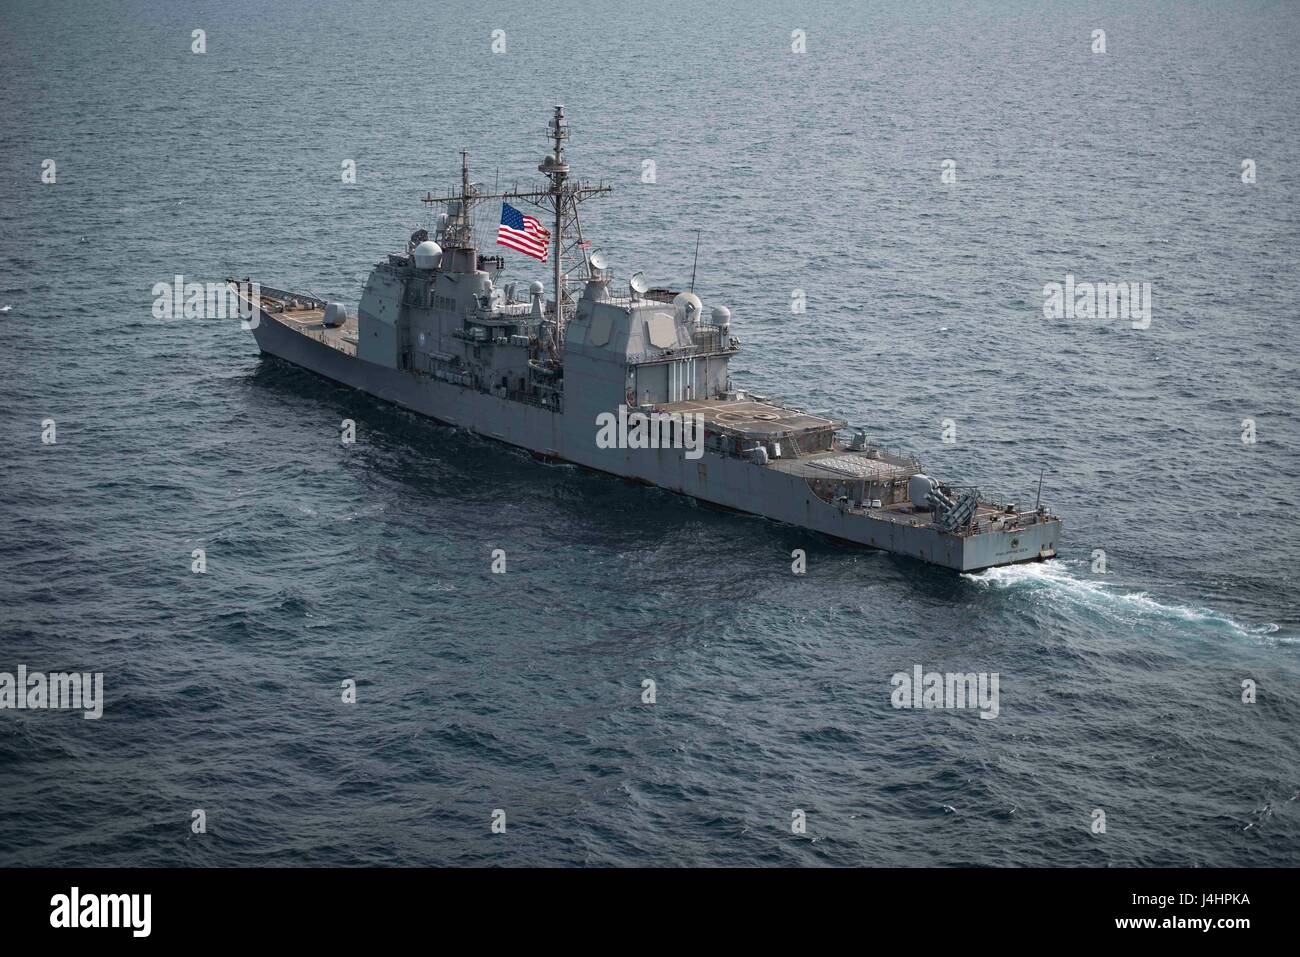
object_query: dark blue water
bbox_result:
[2,0,1298,866]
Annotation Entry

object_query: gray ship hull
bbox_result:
[251,309,1060,571]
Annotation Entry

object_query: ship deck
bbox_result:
[847,499,1051,537]
[656,397,842,441]
[768,447,918,480]
[258,293,358,356]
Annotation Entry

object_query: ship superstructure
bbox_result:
[234,107,1060,571]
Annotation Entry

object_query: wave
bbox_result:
[962,560,1283,642]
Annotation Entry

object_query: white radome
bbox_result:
[673,291,702,324]
[413,240,442,270]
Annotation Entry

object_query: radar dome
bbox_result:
[711,305,731,325]
[413,240,442,270]
[530,280,544,296]
[673,291,702,324]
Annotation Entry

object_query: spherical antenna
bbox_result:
[413,240,442,270]
[673,291,702,324]
[529,280,544,296]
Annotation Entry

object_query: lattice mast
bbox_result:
[419,105,611,343]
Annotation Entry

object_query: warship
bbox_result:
[233,106,1060,571]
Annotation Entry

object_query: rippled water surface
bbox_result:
[1,0,1298,866]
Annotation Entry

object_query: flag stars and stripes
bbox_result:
[497,202,550,262]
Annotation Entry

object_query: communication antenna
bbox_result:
[589,251,609,274]
[630,271,648,299]
[416,106,612,342]
[689,228,702,293]
[1035,468,1045,510]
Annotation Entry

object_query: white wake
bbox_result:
[962,560,1283,642]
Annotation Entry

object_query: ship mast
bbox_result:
[421,149,481,271]
[418,105,610,345]
[540,107,568,331]
[526,105,611,338]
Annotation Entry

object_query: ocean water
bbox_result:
[1,0,1298,866]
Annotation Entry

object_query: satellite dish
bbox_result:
[630,272,649,296]
[589,251,608,272]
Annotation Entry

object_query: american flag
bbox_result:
[497,202,550,262]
